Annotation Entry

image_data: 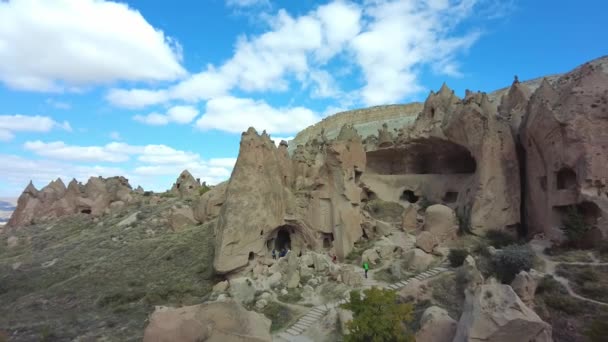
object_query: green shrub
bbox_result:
[492,244,534,283]
[364,199,404,222]
[342,288,414,342]
[485,229,518,248]
[198,184,211,196]
[456,207,472,235]
[448,249,468,267]
[261,302,293,332]
[561,206,591,245]
[586,316,608,342]
[143,191,153,197]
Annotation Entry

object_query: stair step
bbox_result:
[286,328,300,335]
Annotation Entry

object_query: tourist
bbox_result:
[272,249,276,259]
[332,254,337,264]
[363,261,369,278]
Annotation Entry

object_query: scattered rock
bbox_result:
[7,236,18,248]
[142,300,272,342]
[404,248,434,272]
[415,231,439,253]
[423,205,458,243]
[212,280,229,293]
[228,278,256,304]
[401,204,418,231]
[169,207,196,231]
[416,306,457,342]
[340,266,363,287]
[117,212,139,227]
[362,248,381,265]
[12,262,22,270]
[510,269,541,305]
[453,284,552,342]
[255,298,268,310]
[41,258,58,268]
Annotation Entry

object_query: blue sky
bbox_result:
[0,0,606,197]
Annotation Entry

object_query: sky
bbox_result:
[0,0,606,197]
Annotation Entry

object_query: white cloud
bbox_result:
[134,105,200,126]
[195,96,319,134]
[0,114,72,141]
[46,99,71,110]
[226,0,270,8]
[24,141,141,163]
[0,0,185,91]
[351,0,481,105]
[109,131,122,140]
[106,1,362,109]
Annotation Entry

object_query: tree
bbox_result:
[341,287,414,342]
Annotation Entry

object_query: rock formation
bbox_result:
[193,182,228,224]
[142,300,271,342]
[170,170,201,197]
[520,59,608,241]
[213,126,365,273]
[453,284,552,342]
[7,176,135,227]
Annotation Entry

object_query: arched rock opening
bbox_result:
[80,208,92,214]
[400,190,419,203]
[366,138,476,175]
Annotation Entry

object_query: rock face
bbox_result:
[142,300,271,342]
[361,84,521,235]
[453,284,552,342]
[193,182,228,224]
[213,126,365,273]
[7,176,135,228]
[170,170,201,198]
[520,59,608,241]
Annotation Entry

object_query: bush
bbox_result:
[492,244,534,283]
[198,184,211,196]
[418,197,435,211]
[261,302,293,332]
[342,288,414,342]
[561,206,591,245]
[448,249,468,267]
[456,207,472,235]
[586,316,608,342]
[485,229,518,248]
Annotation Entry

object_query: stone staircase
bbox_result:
[275,262,450,341]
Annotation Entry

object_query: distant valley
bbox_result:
[0,198,17,224]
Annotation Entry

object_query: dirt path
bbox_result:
[530,239,608,307]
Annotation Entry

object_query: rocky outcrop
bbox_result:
[213,126,366,274]
[7,176,135,227]
[170,170,201,198]
[193,182,227,224]
[416,306,457,342]
[142,300,271,342]
[520,59,608,241]
[453,284,552,342]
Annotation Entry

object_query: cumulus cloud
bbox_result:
[226,0,270,8]
[134,105,200,126]
[0,115,72,141]
[0,0,185,91]
[195,96,319,134]
[24,141,142,163]
[106,1,362,109]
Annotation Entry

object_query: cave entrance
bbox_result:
[443,191,458,203]
[366,138,477,175]
[275,227,292,251]
[80,208,92,214]
[400,190,419,203]
[322,233,334,248]
[556,167,577,190]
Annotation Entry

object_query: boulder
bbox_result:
[212,280,229,293]
[142,300,271,342]
[7,236,18,248]
[286,252,300,288]
[415,306,457,342]
[453,284,552,342]
[415,231,439,253]
[398,278,426,301]
[375,220,393,236]
[265,272,282,288]
[193,182,227,223]
[340,266,363,287]
[362,248,381,265]
[337,308,354,335]
[228,278,257,304]
[255,299,268,310]
[170,170,201,198]
[404,248,434,272]
[401,204,418,231]
[118,212,139,227]
[169,207,197,231]
[510,270,541,305]
[423,205,458,243]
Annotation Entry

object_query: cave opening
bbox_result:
[274,227,292,251]
[442,191,458,203]
[556,167,577,190]
[80,208,92,214]
[248,252,255,261]
[400,190,419,203]
[322,233,334,248]
[365,138,477,175]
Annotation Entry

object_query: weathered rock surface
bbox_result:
[142,300,271,342]
[422,205,458,243]
[169,207,196,231]
[170,170,201,198]
[416,231,438,253]
[510,269,542,305]
[7,176,135,227]
[193,182,227,224]
[453,284,552,342]
[415,306,457,342]
[520,58,608,241]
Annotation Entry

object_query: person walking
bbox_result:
[272,249,276,259]
[363,261,369,278]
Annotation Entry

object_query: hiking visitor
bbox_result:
[363,261,369,278]
[272,249,276,259]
